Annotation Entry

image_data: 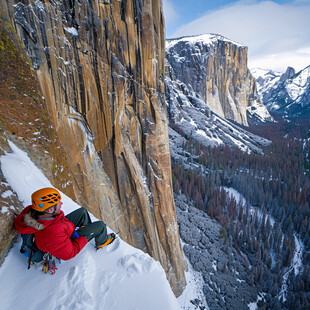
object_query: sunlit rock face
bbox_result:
[1,0,186,295]
[166,34,263,126]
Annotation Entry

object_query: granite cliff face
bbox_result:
[0,6,73,266]
[166,34,265,126]
[0,0,185,295]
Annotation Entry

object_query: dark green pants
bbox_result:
[66,207,107,244]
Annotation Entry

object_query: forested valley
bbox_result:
[171,118,310,309]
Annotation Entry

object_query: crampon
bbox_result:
[95,233,117,250]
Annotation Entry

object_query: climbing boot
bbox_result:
[96,233,116,250]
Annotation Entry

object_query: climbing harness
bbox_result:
[42,253,58,275]
[20,234,59,275]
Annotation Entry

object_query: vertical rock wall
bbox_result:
[0,6,74,266]
[205,40,252,126]
[1,0,186,295]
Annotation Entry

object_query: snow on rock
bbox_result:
[178,245,208,310]
[166,33,245,51]
[0,141,181,310]
[165,35,272,154]
[246,101,274,123]
[251,65,310,117]
[284,66,310,106]
[0,206,10,214]
[64,26,79,38]
[1,190,13,198]
[166,77,271,155]
[251,68,283,96]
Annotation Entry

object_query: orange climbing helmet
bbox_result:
[31,188,61,211]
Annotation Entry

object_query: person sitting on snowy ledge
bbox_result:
[14,187,116,262]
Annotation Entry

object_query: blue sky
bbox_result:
[163,0,310,71]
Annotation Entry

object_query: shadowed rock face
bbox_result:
[0,6,74,267]
[166,35,260,126]
[1,0,186,295]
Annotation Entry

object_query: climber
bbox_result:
[14,187,116,262]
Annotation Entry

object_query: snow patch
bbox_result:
[64,26,78,37]
[1,206,10,214]
[1,190,13,198]
[166,33,245,51]
[178,243,208,310]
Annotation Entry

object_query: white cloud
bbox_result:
[249,51,310,73]
[162,0,179,25]
[172,1,310,72]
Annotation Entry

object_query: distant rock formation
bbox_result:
[252,65,310,119]
[279,66,295,83]
[166,34,269,126]
[0,0,186,295]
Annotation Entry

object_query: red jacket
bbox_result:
[14,206,88,260]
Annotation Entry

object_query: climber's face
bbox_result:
[54,201,63,215]
[45,200,62,215]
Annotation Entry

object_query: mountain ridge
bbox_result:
[251,65,310,119]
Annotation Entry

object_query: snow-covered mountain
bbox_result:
[251,68,283,100]
[166,34,273,127]
[165,34,273,154]
[252,66,310,118]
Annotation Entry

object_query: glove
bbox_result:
[72,231,80,240]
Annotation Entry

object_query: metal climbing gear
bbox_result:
[42,253,58,275]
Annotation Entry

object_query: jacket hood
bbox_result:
[23,212,44,231]
[14,205,65,234]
